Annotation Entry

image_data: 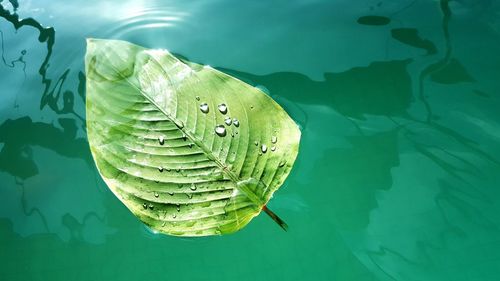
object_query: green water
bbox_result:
[1,0,500,280]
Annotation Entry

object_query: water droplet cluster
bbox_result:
[199,101,240,139]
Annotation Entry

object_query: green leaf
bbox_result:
[85,39,301,236]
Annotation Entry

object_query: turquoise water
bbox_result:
[1,0,500,280]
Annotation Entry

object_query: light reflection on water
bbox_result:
[1,0,500,280]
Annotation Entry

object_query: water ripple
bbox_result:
[107,7,188,38]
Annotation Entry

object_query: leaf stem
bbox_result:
[262,205,288,231]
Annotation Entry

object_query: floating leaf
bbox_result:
[85,39,301,236]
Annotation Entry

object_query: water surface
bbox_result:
[1,0,500,280]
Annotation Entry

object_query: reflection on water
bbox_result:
[0,116,91,180]
[1,0,500,280]
[222,59,413,120]
[429,58,475,84]
[357,15,391,26]
[0,1,113,248]
[0,32,26,74]
[391,28,438,55]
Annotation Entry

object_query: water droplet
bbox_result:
[176,204,181,212]
[224,117,232,126]
[188,143,193,148]
[178,121,184,129]
[215,125,226,137]
[148,204,154,210]
[254,141,259,146]
[250,105,254,109]
[190,183,197,191]
[158,167,164,172]
[233,118,239,127]
[199,103,209,113]
[218,103,228,114]
[279,160,286,167]
[271,146,276,151]
[166,168,171,172]
[261,144,268,153]
[195,96,200,101]
[186,193,193,199]
[172,213,177,219]
[176,168,181,173]
[168,192,174,196]
[154,192,159,198]
[182,134,187,141]
[143,203,148,209]
[271,136,277,143]
[158,136,165,145]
